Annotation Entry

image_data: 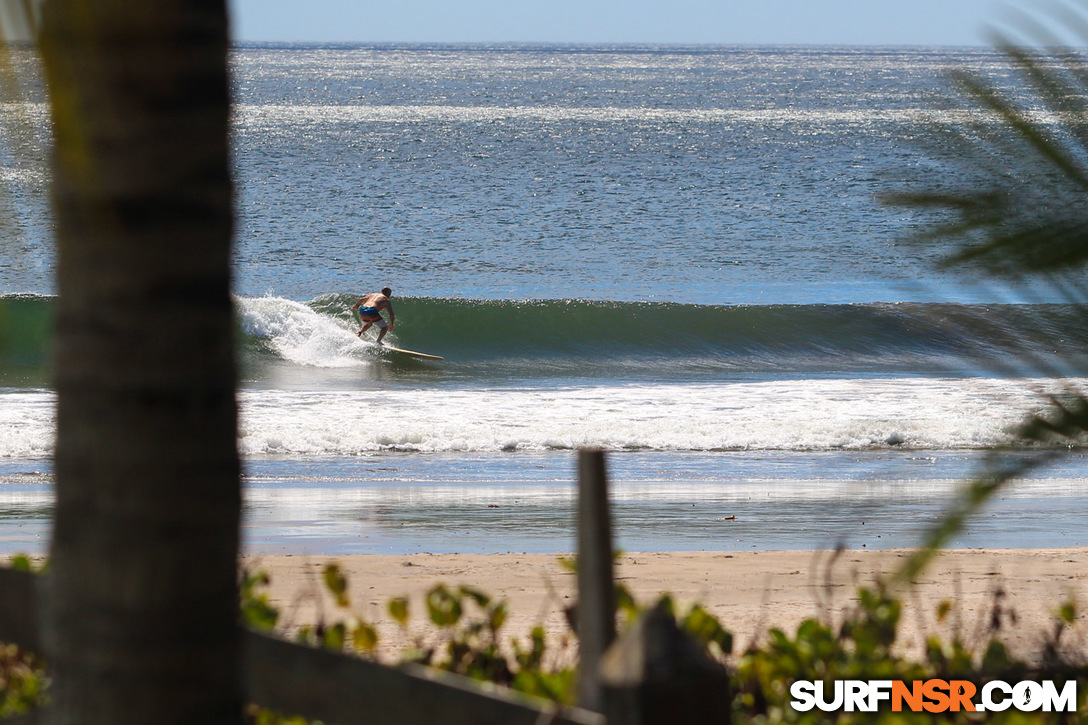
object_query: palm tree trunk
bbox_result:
[39,2,240,724]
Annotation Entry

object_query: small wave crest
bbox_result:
[238,296,374,369]
[7,294,1088,383]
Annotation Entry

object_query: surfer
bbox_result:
[351,286,395,345]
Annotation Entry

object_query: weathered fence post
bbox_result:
[600,602,732,725]
[576,448,616,713]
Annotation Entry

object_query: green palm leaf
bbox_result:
[885,3,1088,580]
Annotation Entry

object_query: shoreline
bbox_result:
[6,452,1088,555]
[244,546,1088,664]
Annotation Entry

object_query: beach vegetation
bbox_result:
[0,643,46,718]
[234,562,1087,724]
[9,557,1087,721]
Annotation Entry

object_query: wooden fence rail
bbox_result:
[0,567,602,725]
[244,631,601,725]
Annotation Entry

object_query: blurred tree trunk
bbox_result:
[38,2,240,724]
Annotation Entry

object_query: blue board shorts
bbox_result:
[359,306,387,328]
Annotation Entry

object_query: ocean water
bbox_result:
[2,44,1087,554]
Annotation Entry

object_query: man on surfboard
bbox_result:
[352,286,395,345]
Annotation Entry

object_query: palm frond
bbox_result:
[884,3,1088,581]
[1019,390,1088,441]
[883,7,1088,278]
[954,66,1088,190]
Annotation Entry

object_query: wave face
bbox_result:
[5,294,1088,385]
[0,295,52,387]
[243,295,1088,381]
[4,293,1085,456]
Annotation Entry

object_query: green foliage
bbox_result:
[240,565,579,717]
[874,8,1088,697]
[734,584,1086,723]
[1058,597,1078,626]
[235,560,1088,724]
[388,596,409,627]
[242,563,377,725]
[5,554,48,578]
[682,601,734,658]
[0,643,46,717]
[424,584,464,627]
[406,583,527,693]
[294,611,376,654]
[286,563,379,654]
[738,586,919,705]
[4,555,1085,725]
[511,625,576,703]
[322,564,350,608]
[239,569,279,632]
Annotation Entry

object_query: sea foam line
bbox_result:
[234,378,1062,456]
[234,104,981,127]
[1,378,1075,459]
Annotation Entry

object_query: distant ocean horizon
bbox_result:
[3,44,1087,554]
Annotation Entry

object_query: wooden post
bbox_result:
[0,567,39,652]
[600,602,732,725]
[576,448,616,713]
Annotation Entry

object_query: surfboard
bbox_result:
[380,344,444,361]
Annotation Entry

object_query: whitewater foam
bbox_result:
[232,377,1060,456]
[0,391,53,458]
[238,296,374,369]
[1,377,1079,459]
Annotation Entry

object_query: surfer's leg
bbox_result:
[357,322,373,337]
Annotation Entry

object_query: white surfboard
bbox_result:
[380,344,444,361]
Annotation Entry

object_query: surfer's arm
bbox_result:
[387,303,395,330]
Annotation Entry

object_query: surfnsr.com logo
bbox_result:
[790,679,1077,713]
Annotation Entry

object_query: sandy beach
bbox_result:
[244,547,1088,664]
